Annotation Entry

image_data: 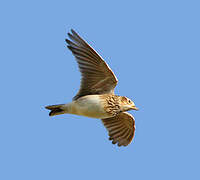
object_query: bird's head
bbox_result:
[120,96,138,111]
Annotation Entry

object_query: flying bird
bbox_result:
[45,29,138,146]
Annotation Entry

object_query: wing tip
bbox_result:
[71,29,76,34]
[65,38,70,44]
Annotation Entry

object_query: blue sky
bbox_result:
[1,0,200,179]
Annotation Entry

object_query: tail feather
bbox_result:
[45,104,65,116]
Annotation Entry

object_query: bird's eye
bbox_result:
[128,100,131,104]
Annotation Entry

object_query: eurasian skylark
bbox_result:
[45,29,138,146]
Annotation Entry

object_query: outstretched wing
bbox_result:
[66,29,118,100]
[102,112,135,147]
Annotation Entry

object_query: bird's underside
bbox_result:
[45,29,138,147]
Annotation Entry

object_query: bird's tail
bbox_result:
[45,104,66,116]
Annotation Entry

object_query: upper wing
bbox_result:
[102,112,135,147]
[66,29,118,100]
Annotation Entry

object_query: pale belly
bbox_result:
[70,95,109,119]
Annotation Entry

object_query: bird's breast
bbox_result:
[70,95,110,119]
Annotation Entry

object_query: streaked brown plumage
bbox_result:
[45,29,138,147]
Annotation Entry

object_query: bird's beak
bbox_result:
[131,106,139,111]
